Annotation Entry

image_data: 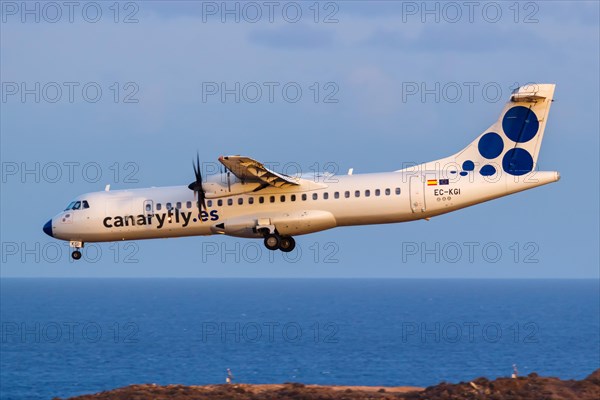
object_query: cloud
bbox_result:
[248,24,335,49]
[364,23,540,53]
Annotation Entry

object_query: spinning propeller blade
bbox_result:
[187,153,207,217]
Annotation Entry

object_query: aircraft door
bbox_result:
[410,175,425,213]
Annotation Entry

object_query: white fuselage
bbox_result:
[43,83,561,257]
[47,170,560,244]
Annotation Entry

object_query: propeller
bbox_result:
[188,153,207,217]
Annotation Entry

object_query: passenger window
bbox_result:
[302,194,307,201]
[259,197,264,204]
[145,204,151,212]
[355,190,360,198]
[82,200,90,209]
[365,190,370,197]
[291,194,296,202]
[385,188,391,196]
[375,189,381,196]
[324,192,329,200]
[270,196,275,203]
[166,202,172,210]
[238,198,243,205]
[312,193,318,200]
[280,195,285,202]
[157,203,162,211]
[218,199,223,207]
[206,200,211,208]
[396,188,401,195]
[334,192,339,199]
[187,201,193,209]
[345,191,350,198]
[227,199,233,206]
[176,202,182,209]
[248,197,254,205]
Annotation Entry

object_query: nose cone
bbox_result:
[43,220,53,237]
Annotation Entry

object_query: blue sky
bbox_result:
[1,1,598,278]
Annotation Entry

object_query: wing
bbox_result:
[218,156,300,188]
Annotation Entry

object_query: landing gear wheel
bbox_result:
[279,236,296,252]
[264,234,281,251]
[71,250,82,260]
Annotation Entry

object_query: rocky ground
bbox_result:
[58,369,599,400]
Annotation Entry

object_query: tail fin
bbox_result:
[409,83,556,176]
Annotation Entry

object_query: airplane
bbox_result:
[43,83,559,260]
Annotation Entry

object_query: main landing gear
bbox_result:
[70,241,83,260]
[263,233,296,252]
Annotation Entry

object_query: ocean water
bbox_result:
[0,279,598,399]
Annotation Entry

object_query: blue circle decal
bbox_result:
[502,106,539,143]
[462,160,474,171]
[480,165,496,176]
[502,148,533,176]
[478,132,504,159]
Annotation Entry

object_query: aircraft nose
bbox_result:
[43,220,53,237]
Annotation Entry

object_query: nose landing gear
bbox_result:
[69,241,84,261]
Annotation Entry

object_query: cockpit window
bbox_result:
[64,200,90,211]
